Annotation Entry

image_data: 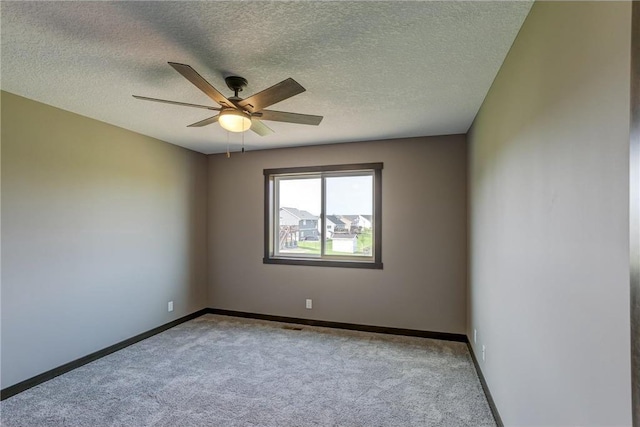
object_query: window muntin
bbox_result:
[264,163,382,269]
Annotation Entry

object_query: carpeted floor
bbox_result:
[1,314,496,426]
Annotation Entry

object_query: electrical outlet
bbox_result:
[305,299,312,309]
[482,345,486,362]
[168,301,174,312]
[474,329,477,344]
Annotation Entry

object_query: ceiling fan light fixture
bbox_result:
[219,109,251,133]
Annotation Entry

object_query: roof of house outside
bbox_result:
[326,215,345,226]
[331,233,358,240]
[361,215,372,222]
[280,207,318,220]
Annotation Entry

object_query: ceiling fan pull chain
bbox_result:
[226,130,230,158]
[242,130,245,154]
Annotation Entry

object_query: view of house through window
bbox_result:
[278,177,321,256]
[264,163,382,269]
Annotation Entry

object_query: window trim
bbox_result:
[263,163,383,269]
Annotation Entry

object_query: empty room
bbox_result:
[1,1,638,426]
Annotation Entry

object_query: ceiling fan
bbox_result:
[133,62,323,136]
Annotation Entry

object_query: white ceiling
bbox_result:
[1,1,532,154]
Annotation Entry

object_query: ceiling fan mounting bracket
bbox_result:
[225,76,248,97]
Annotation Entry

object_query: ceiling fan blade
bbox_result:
[168,62,236,109]
[187,115,220,127]
[250,119,274,136]
[238,78,305,113]
[132,95,220,111]
[256,110,323,126]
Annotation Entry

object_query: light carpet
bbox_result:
[1,314,496,426]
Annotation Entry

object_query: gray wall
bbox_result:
[468,2,632,426]
[207,136,468,333]
[1,91,209,389]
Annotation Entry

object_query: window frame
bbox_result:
[263,163,383,269]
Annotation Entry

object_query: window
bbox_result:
[264,163,382,269]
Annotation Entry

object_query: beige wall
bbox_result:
[207,136,468,333]
[1,91,209,389]
[468,2,632,425]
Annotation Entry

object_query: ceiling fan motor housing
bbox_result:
[225,76,248,96]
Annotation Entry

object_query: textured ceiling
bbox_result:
[1,1,532,154]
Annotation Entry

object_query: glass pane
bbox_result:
[325,175,373,257]
[276,177,321,257]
